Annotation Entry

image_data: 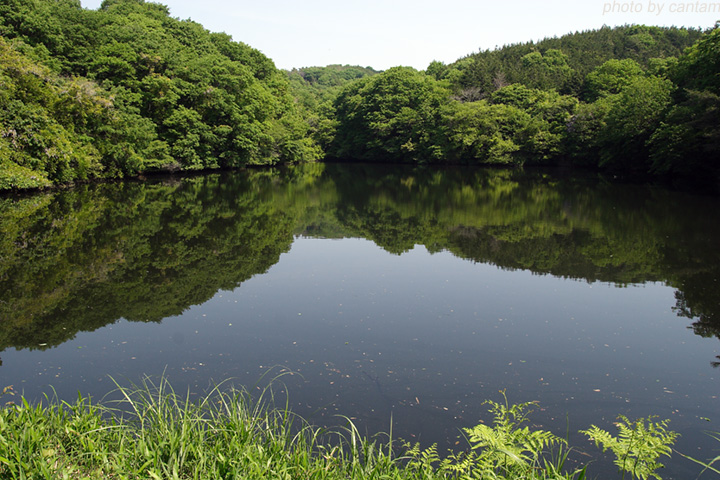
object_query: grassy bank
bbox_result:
[0,378,686,479]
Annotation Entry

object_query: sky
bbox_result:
[79,0,718,70]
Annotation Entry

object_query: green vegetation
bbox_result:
[0,379,686,479]
[437,25,701,97]
[0,0,320,190]
[583,417,677,480]
[286,64,379,111]
[0,0,717,190]
[648,26,720,178]
[285,64,379,150]
[405,393,577,479]
[312,24,718,183]
[330,67,450,162]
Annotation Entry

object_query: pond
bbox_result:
[1,163,720,477]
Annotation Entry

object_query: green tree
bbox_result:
[598,75,673,169]
[489,84,578,161]
[647,25,720,180]
[0,0,321,189]
[673,23,720,95]
[518,49,575,91]
[649,90,720,177]
[330,67,450,162]
[443,100,527,164]
[0,37,106,185]
[583,58,646,100]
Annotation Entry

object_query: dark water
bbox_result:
[2,164,720,477]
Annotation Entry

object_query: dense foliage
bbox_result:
[330,67,451,162]
[318,24,719,184]
[0,0,320,189]
[0,1,717,189]
[286,64,379,110]
[437,25,702,97]
[285,64,379,150]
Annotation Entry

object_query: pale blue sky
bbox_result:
[79,0,717,70]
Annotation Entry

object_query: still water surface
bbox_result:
[1,164,719,477]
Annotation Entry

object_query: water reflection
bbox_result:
[3,164,720,477]
[1,164,719,357]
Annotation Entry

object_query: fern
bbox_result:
[403,392,601,479]
[403,441,442,477]
[453,390,566,478]
[581,415,677,480]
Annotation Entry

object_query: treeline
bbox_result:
[285,64,379,150]
[0,0,718,190]
[435,25,702,96]
[312,24,719,182]
[287,65,379,108]
[0,0,320,190]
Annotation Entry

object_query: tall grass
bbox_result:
[0,376,423,479]
[0,378,677,480]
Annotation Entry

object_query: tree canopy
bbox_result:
[313,24,718,184]
[0,0,320,190]
[0,1,717,190]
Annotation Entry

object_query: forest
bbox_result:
[321,25,718,181]
[0,0,718,190]
[0,0,321,190]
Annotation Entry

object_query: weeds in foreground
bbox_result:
[0,376,413,479]
[404,391,586,480]
[582,416,677,480]
[0,378,694,480]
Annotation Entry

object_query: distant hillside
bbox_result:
[289,65,380,87]
[286,64,380,109]
[285,64,381,151]
[429,25,703,98]
[323,24,719,183]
